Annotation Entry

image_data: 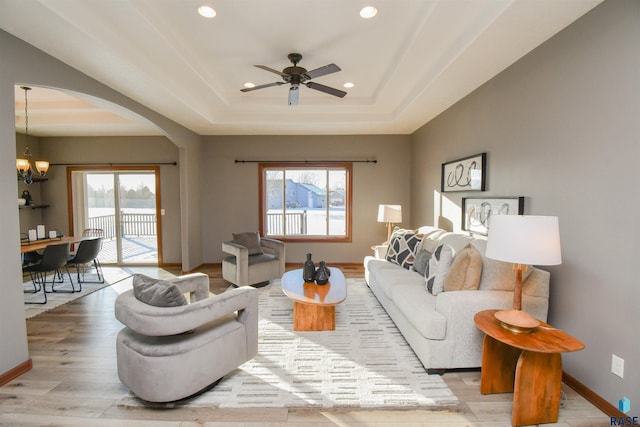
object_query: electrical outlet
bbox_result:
[612,354,624,378]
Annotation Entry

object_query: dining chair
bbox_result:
[66,237,104,290]
[23,242,75,304]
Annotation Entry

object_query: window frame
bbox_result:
[258,162,352,243]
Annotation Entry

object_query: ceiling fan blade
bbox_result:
[240,82,284,92]
[254,65,288,77]
[303,63,341,80]
[305,81,347,98]
[288,85,299,106]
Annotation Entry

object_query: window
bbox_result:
[259,163,352,242]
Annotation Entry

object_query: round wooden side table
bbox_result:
[474,309,584,426]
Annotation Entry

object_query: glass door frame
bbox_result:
[66,165,163,265]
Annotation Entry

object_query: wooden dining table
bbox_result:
[20,236,88,253]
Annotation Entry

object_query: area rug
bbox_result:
[23,266,131,319]
[118,278,459,409]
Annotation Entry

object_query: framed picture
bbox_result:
[441,153,486,192]
[462,196,524,235]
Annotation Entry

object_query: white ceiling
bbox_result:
[1,0,602,137]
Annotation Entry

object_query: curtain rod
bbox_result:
[235,159,377,164]
[50,162,177,166]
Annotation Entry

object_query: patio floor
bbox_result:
[98,236,158,264]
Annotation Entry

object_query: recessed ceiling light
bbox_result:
[344,82,355,88]
[244,82,256,89]
[360,6,377,19]
[198,5,216,18]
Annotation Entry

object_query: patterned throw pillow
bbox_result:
[425,245,455,295]
[385,228,423,269]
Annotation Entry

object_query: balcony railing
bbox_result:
[266,211,307,235]
[87,212,156,239]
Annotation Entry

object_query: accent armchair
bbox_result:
[114,273,258,402]
[222,232,285,287]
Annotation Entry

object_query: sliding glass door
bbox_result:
[70,167,161,265]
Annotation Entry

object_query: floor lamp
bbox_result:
[377,204,402,246]
[485,215,562,333]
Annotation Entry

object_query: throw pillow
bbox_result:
[444,243,483,292]
[132,274,188,307]
[385,228,423,269]
[232,231,263,255]
[412,249,432,277]
[425,244,455,295]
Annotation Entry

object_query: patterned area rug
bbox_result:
[118,278,459,409]
[23,266,132,319]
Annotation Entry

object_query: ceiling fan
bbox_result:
[240,53,347,106]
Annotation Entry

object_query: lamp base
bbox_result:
[494,309,540,334]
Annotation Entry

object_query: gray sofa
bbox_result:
[364,226,550,373]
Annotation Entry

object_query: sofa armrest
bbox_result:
[435,289,549,338]
[436,290,515,322]
[372,245,388,259]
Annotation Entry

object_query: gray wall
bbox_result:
[202,135,411,264]
[0,29,201,378]
[411,0,639,409]
[36,136,182,264]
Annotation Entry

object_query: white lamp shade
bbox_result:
[486,215,562,266]
[377,204,402,223]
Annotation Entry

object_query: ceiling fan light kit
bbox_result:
[240,53,347,106]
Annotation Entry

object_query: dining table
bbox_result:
[20,235,88,254]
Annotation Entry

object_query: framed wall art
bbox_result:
[462,196,524,235]
[441,153,486,192]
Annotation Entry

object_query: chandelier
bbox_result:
[16,86,49,184]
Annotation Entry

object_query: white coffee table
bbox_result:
[281,267,347,331]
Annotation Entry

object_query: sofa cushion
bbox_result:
[385,228,423,269]
[371,263,424,300]
[437,233,474,253]
[132,274,188,308]
[426,244,455,295]
[444,244,483,291]
[232,232,263,255]
[412,249,432,277]
[391,282,446,340]
[417,229,448,253]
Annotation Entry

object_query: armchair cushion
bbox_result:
[132,274,188,307]
[232,232,263,255]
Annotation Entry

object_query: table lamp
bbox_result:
[485,215,561,333]
[377,204,402,245]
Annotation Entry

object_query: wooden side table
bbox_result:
[474,309,584,426]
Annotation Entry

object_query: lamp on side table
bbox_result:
[377,204,402,246]
[485,215,562,333]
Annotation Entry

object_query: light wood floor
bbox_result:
[0,265,607,426]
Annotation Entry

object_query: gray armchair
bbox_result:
[115,273,258,402]
[222,233,285,287]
